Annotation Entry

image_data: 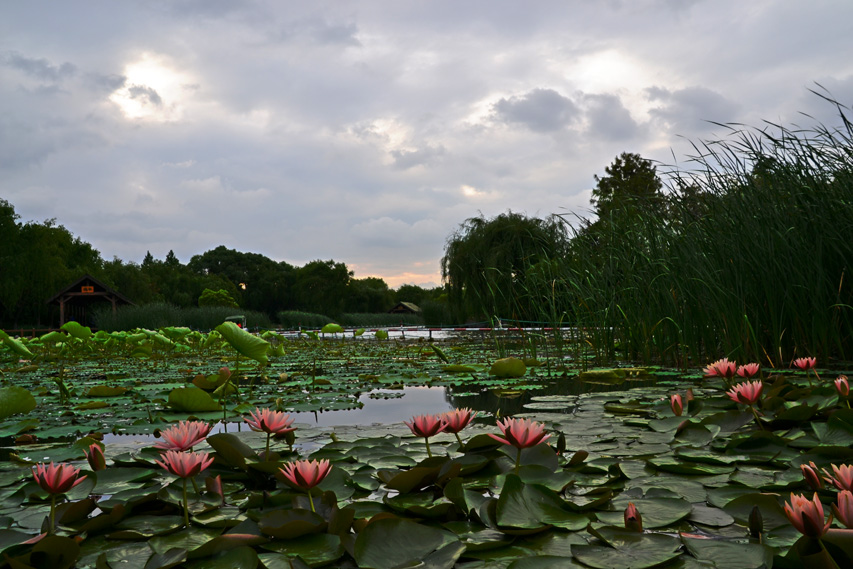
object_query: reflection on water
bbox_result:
[101,374,664,446]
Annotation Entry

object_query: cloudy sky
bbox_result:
[3,1,852,287]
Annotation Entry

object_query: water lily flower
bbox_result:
[154,420,212,452]
[245,408,296,458]
[280,459,332,512]
[737,363,760,379]
[405,414,445,457]
[441,408,477,449]
[703,358,737,379]
[32,462,87,534]
[823,463,853,492]
[793,357,820,386]
[784,493,830,538]
[793,357,817,370]
[489,417,551,473]
[156,450,214,479]
[801,462,824,491]
[85,443,106,471]
[155,450,214,527]
[670,394,683,417]
[726,380,763,405]
[624,502,643,532]
[33,462,87,495]
[832,490,853,528]
[835,375,850,397]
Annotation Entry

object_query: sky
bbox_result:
[2,1,852,288]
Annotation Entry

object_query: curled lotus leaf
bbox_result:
[321,323,344,334]
[489,357,527,378]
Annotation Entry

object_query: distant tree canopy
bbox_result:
[0,199,440,328]
[441,211,569,323]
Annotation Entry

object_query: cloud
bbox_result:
[2,51,76,82]
[127,84,163,106]
[492,88,579,132]
[582,93,641,141]
[646,86,740,135]
[390,144,445,170]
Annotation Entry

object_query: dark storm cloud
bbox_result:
[492,88,579,133]
[2,51,76,82]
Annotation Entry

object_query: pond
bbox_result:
[2,326,851,568]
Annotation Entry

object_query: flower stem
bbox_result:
[749,405,764,430]
[308,489,315,513]
[265,432,271,460]
[514,448,522,474]
[182,478,190,528]
[454,432,465,451]
[425,437,432,458]
[49,494,56,535]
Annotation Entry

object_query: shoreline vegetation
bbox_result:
[1,92,851,367]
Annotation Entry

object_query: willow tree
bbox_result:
[441,211,569,323]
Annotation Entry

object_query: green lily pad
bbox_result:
[168,387,222,412]
[353,517,460,569]
[0,385,36,420]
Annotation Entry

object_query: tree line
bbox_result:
[0,203,443,328]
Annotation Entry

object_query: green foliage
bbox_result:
[441,211,569,323]
[276,310,333,330]
[94,303,271,331]
[198,288,239,308]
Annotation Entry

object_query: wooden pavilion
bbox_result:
[47,274,134,326]
[388,302,422,315]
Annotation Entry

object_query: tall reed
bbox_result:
[548,94,853,365]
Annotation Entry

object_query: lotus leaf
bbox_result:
[0,385,36,420]
[215,321,270,364]
[168,387,222,412]
[489,357,526,378]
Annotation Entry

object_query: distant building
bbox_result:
[388,302,421,315]
[47,274,134,326]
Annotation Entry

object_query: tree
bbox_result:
[292,260,353,317]
[591,152,664,221]
[441,211,569,322]
[346,277,394,313]
[198,288,239,308]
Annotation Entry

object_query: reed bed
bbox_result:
[527,96,853,366]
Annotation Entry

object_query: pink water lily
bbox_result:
[85,443,106,471]
[32,462,87,534]
[793,357,817,370]
[33,462,87,495]
[726,380,763,405]
[835,375,850,397]
[784,493,830,537]
[703,358,737,379]
[624,502,643,532]
[801,462,824,491]
[405,414,445,457]
[245,408,296,458]
[823,463,853,492]
[441,408,476,449]
[670,394,683,417]
[156,450,214,527]
[737,363,760,379]
[490,417,551,473]
[832,490,853,528]
[154,420,212,452]
[441,408,476,434]
[280,459,332,512]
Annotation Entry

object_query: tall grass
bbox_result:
[95,303,272,331]
[545,94,853,366]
